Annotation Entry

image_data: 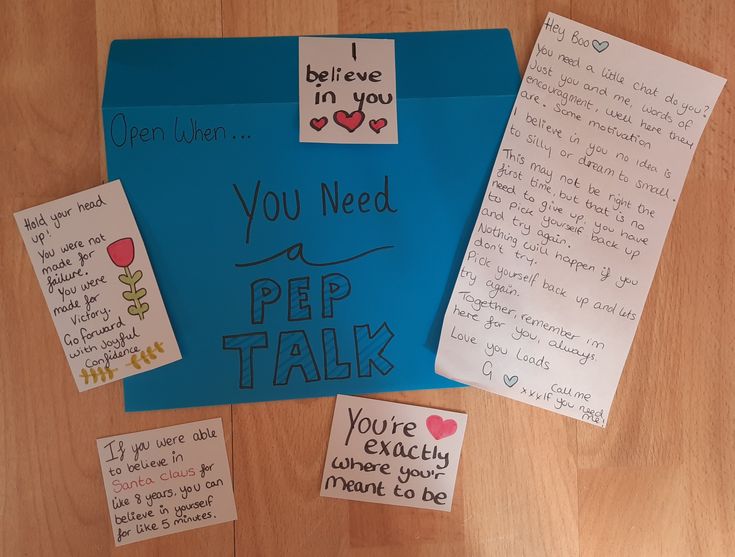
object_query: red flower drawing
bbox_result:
[107,237,149,320]
[107,237,135,268]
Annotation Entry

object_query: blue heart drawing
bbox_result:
[503,374,519,388]
[592,40,609,53]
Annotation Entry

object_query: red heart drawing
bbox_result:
[369,118,388,133]
[426,415,458,441]
[333,110,365,132]
[310,117,328,131]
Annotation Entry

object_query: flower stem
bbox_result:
[125,266,145,320]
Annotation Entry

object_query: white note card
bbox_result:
[320,395,467,512]
[14,180,181,391]
[436,13,725,426]
[97,418,237,546]
[299,37,398,144]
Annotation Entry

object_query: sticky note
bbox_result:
[96,418,236,546]
[320,395,467,511]
[436,13,726,426]
[299,37,398,144]
[14,180,181,390]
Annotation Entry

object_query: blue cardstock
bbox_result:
[102,30,520,410]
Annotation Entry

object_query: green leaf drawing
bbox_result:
[118,270,143,285]
[123,288,147,301]
[128,302,150,318]
[118,267,149,320]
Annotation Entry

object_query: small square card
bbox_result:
[14,180,180,390]
[97,418,237,546]
[320,395,467,512]
[299,37,398,144]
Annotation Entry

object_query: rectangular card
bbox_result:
[96,418,236,546]
[436,13,726,426]
[14,180,181,391]
[299,37,398,143]
[320,395,467,512]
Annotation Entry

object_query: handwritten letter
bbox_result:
[15,180,181,390]
[299,37,398,144]
[436,13,725,426]
[97,418,236,546]
[321,395,467,511]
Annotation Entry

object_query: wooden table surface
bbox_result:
[2,1,733,555]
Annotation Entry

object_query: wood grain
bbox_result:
[1,1,733,555]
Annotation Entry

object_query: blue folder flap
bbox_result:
[103,30,519,108]
[103,30,520,411]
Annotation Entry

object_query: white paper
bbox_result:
[97,418,237,546]
[14,180,181,391]
[299,37,398,144]
[436,13,726,426]
[320,395,467,511]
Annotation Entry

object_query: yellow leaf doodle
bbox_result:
[126,341,165,369]
[79,367,117,385]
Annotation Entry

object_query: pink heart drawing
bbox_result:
[369,118,388,133]
[333,110,365,132]
[310,117,328,131]
[426,415,458,441]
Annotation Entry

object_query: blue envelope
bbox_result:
[102,30,520,410]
